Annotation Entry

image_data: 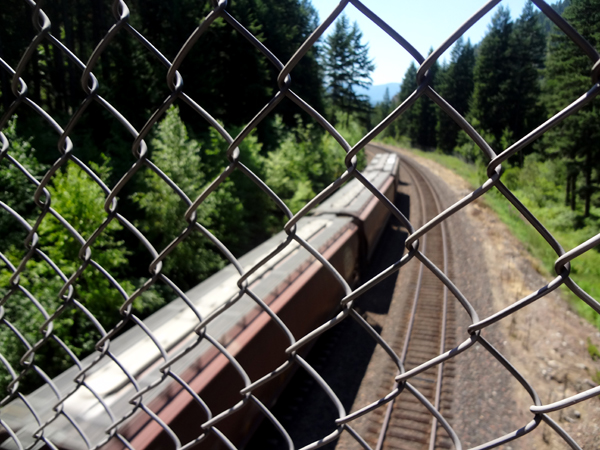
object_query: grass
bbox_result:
[589,338,600,361]
[378,137,600,331]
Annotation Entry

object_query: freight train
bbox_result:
[0,151,399,450]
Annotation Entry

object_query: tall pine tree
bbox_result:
[323,14,375,125]
[544,0,600,216]
[372,87,394,129]
[436,37,476,153]
[389,62,418,141]
[509,1,547,164]
[391,54,440,149]
[470,7,515,150]
[413,53,440,149]
[470,3,547,156]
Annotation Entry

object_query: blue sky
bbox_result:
[312,0,530,86]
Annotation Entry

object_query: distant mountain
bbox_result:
[355,82,401,105]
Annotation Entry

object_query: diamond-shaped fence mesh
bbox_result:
[1,0,600,449]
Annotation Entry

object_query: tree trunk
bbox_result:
[51,21,66,113]
[0,33,12,110]
[31,45,41,105]
[63,0,77,109]
[519,148,524,167]
[570,172,577,211]
[565,173,571,207]
[584,149,591,217]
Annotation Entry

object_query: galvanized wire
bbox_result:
[0,0,599,449]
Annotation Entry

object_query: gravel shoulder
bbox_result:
[393,147,600,449]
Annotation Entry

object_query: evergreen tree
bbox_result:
[470,3,546,156]
[544,0,600,216]
[391,53,440,149]
[132,106,269,291]
[510,1,547,164]
[382,87,392,111]
[372,87,394,128]
[254,0,324,129]
[264,117,347,213]
[436,38,476,153]
[413,54,440,149]
[323,14,375,125]
[390,62,417,141]
[537,0,571,36]
[0,118,47,249]
[470,7,515,149]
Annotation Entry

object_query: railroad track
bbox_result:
[364,144,456,450]
[247,145,457,450]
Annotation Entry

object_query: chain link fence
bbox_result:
[1,0,600,449]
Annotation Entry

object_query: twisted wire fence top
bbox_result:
[0,0,599,449]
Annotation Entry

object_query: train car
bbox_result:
[0,152,399,450]
[314,152,399,261]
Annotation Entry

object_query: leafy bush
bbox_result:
[132,106,263,290]
[0,158,136,394]
[264,114,366,214]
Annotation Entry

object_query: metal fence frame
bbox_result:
[1,0,600,449]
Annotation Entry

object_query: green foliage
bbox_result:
[510,2,547,141]
[0,158,136,394]
[251,0,324,131]
[470,7,515,149]
[389,62,418,140]
[469,3,546,156]
[35,161,135,321]
[412,55,441,150]
[388,52,441,150]
[133,106,252,290]
[436,37,476,153]
[503,154,566,207]
[588,338,600,361]
[0,118,47,248]
[453,117,497,164]
[372,87,396,129]
[323,14,375,126]
[264,116,349,213]
[543,0,600,217]
[537,1,571,36]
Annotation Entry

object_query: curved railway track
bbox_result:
[248,145,457,450]
[364,145,456,450]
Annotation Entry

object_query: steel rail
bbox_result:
[374,153,429,450]
[416,159,450,450]
[368,146,451,450]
